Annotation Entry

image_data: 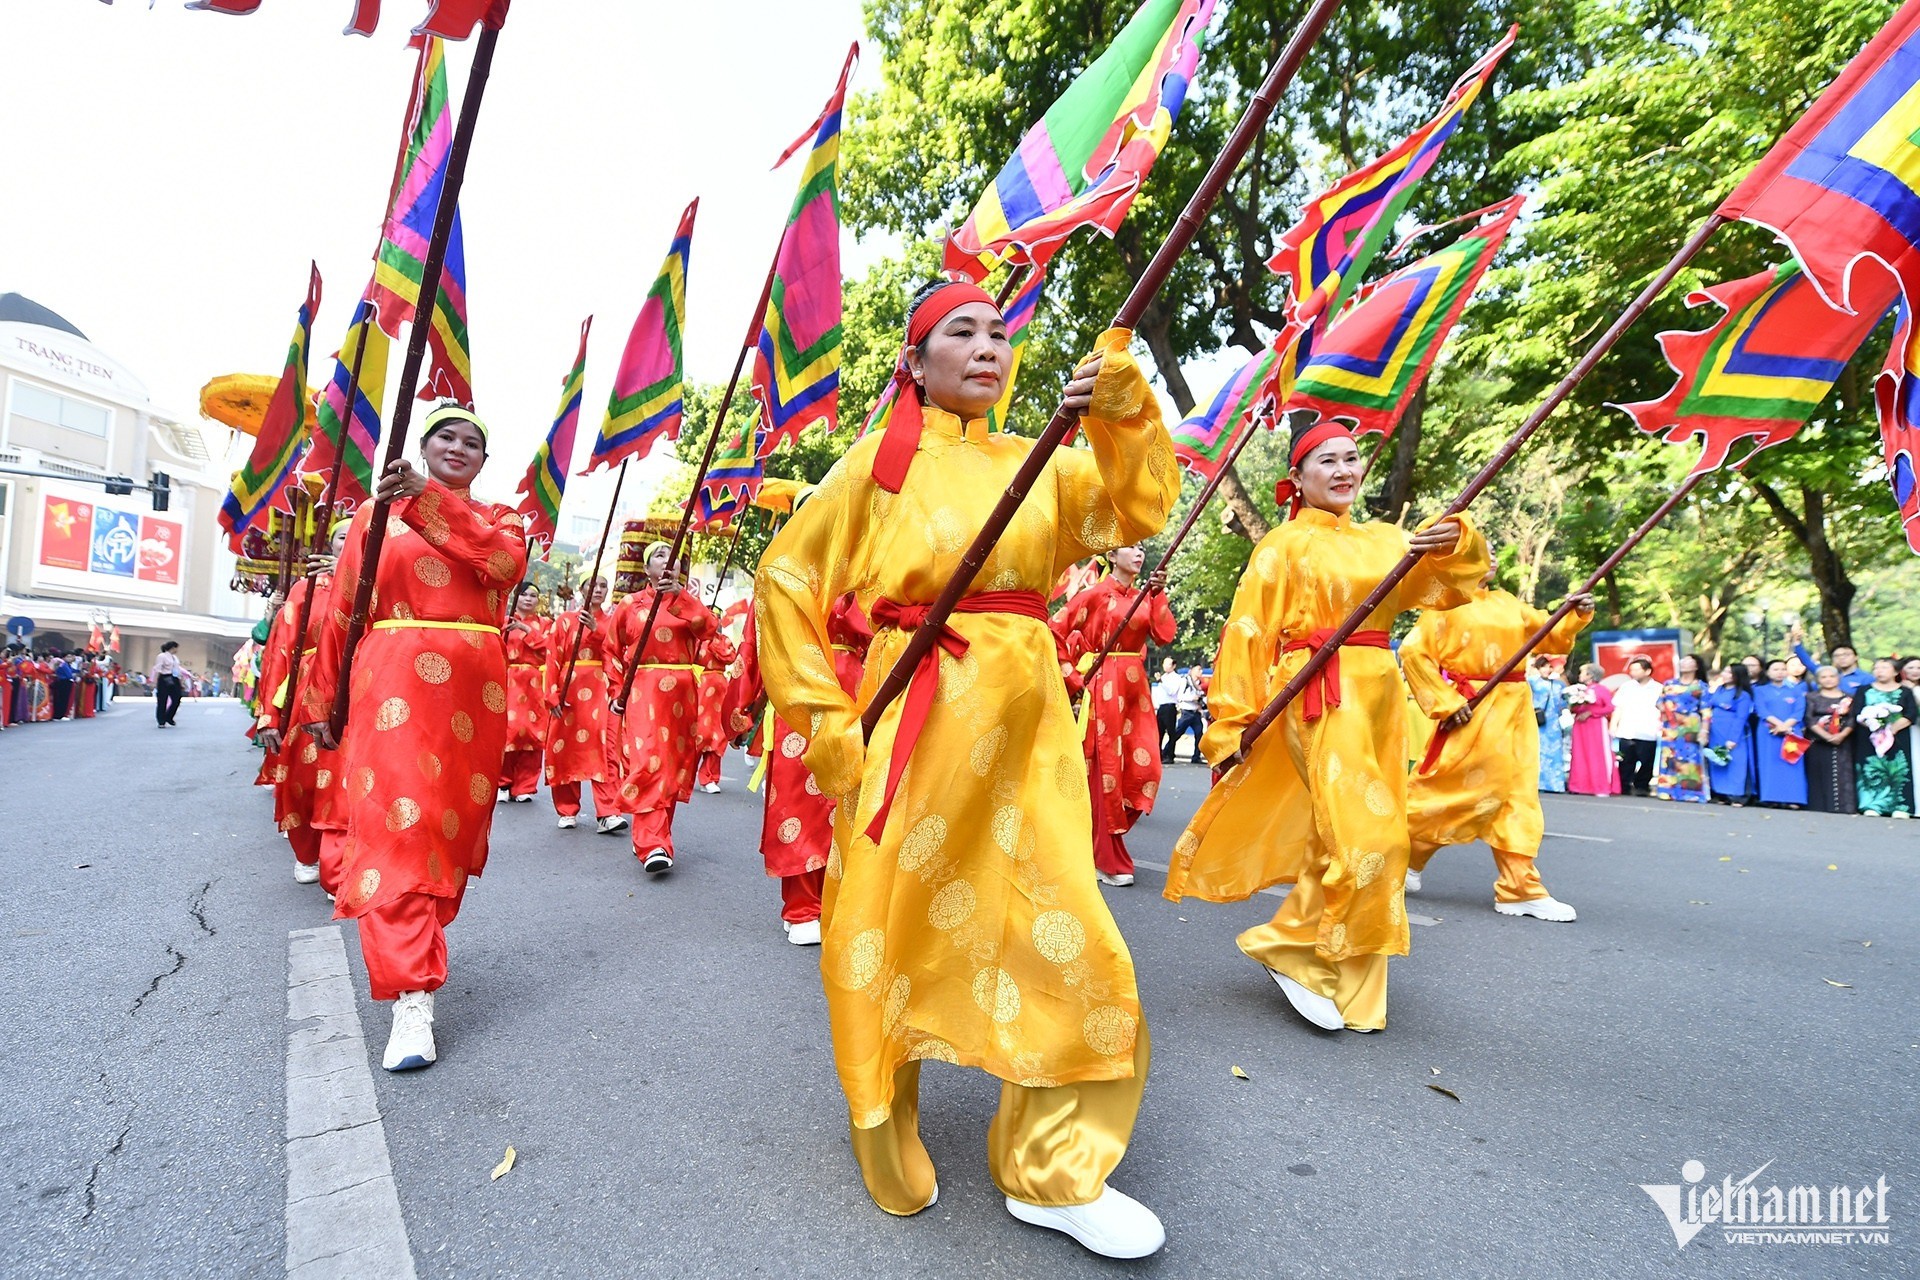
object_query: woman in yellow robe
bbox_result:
[754,281,1179,1259]
[1401,579,1592,920]
[1162,418,1487,1032]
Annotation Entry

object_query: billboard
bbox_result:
[33,480,185,605]
[1590,628,1687,681]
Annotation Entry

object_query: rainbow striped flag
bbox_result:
[1268,26,1515,327]
[516,317,591,547]
[370,38,463,338]
[751,45,855,457]
[1172,345,1281,478]
[986,264,1047,433]
[944,0,1217,279]
[302,290,390,508]
[1286,196,1522,438]
[222,264,321,540]
[1876,293,1920,552]
[418,210,473,407]
[584,199,696,473]
[695,416,766,528]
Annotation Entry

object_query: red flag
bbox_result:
[346,0,510,38]
[183,1,263,13]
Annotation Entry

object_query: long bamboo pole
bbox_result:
[328,26,503,739]
[709,509,751,607]
[1233,213,1728,759]
[552,458,627,713]
[860,0,1348,738]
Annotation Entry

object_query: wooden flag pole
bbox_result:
[709,509,752,607]
[328,25,503,739]
[860,0,1348,738]
[1234,213,1728,758]
[552,458,628,714]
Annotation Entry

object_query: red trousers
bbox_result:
[358,887,465,1001]
[629,804,677,860]
[319,828,348,898]
[499,749,541,797]
[553,777,623,818]
[696,751,723,788]
[287,823,322,867]
[780,867,824,924]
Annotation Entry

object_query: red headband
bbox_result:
[1273,419,1358,516]
[871,282,1001,493]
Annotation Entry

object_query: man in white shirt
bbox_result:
[1610,656,1662,796]
[1169,668,1207,763]
[1152,659,1183,763]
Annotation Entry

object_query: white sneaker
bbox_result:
[1005,1184,1164,1259]
[600,813,630,833]
[1404,869,1422,894]
[702,782,721,794]
[1495,895,1577,922]
[497,787,510,804]
[557,815,577,829]
[643,848,673,874]
[787,919,822,946]
[594,817,617,835]
[1895,811,1911,820]
[1096,871,1135,887]
[1266,967,1344,1031]
[512,793,534,804]
[292,860,321,884]
[381,990,436,1071]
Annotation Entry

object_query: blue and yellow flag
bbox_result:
[222,264,321,543]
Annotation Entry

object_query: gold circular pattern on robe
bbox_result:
[354,867,381,903]
[781,732,806,759]
[655,628,675,646]
[350,766,377,800]
[803,773,821,797]
[659,673,679,692]
[1355,850,1387,888]
[488,550,519,581]
[1126,666,1141,684]
[1464,766,1488,788]
[897,814,947,872]
[971,967,1022,1024]
[1363,778,1395,817]
[468,772,493,805]
[1083,1005,1138,1056]
[927,880,976,930]
[1131,746,1153,769]
[414,652,453,684]
[969,724,1009,777]
[386,797,422,832]
[1031,910,1086,963]
[481,681,507,713]
[1323,751,1345,787]
[315,768,334,789]
[1101,681,1115,701]
[882,975,911,1036]
[940,651,979,703]
[1330,922,1349,953]
[991,806,1024,856]
[842,928,885,989]
[417,750,443,780]
[1055,754,1081,797]
[451,711,475,743]
[778,816,803,844]
[908,1036,958,1064]
[575,729,589,743]
[441,809,460,839]
[375,697,412,730]
[413,555,453,588]
[925,507,966,554]
[1173,829,1199,862]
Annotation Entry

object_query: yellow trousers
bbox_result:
[849,1022,1150,1214]
[1237,872,1389,1031]
[1409,841,1548,903]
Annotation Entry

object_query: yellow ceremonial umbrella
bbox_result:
[199,373,320,438]
[752,477,815,514]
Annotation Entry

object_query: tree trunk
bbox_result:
[1603,569,1623,627]
[1746,478,1855,647]
[1368,382,1426,522]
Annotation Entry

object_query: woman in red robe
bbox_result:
[307,405,528,1072]
[605,542,716,873]
[1052,548,1176,886]
[254,591,295,790]
[542,579,626,833]
[265,521,353,890]
[498,582,548,803]
[693,627,740,792]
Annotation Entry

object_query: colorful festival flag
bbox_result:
[943,0,1218,278]
[1285,196,1523,438]
[302,291,391,508]
[515,317,591,547]
[750,45,856,457]
[370,38,462,338]
[221,264,322,542]
[583,199,697,473]
[1172,345,1280,478]
[1874,291,1920,552]
[694,417,767,528]
[345,0,510,40]
[987,262,1049,433]
[1268,26,1516,326]
[1621,261,1896,475]
[418,210,473,407]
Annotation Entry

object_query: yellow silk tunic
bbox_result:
[1162,509,1488,960]
[1403,589,1588,855]
[754,329,1180,1129]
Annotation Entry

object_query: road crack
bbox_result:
[81,1109,134,1225]
[188,879,216,938]
[129,946,184,1015]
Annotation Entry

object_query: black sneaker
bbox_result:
[643,849,673,875]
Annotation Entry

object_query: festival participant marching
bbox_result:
[604,543,716,872]
[1400,574,1593,921]
[498,582,548,803]
[306,404,529,1072]
[1163,416,1487,1034]
[542,579,627,834]
[253,597,295,795]
[755,282,1179,1254]
[1052,547,1176,887]
[730,590,868,945]
[693,625,740,793]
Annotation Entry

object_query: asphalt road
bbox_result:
[3,697,1914,1278]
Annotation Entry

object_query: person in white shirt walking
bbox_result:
[1152,658,1182,763]
[1610,657,1662,796]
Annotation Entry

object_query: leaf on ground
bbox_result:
[1231,1065,1249,1080]
[1864,940,1873,948]
[1828,864,1839,871]
[1822,979,1853,989]
[1688,900,1710,906]
[1430,1067,1442,1076]
[490,1146,516,1181]
[1427,1084,1461,1102]
[1719,856,1733,862]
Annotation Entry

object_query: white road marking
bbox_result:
[1543,831,1614,843]
[1126,859,1437,924]
[284,926,416,1279]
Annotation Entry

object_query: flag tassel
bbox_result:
[329,23,505,739]
[860,0,1347,740]
[1234,213,1729,758]
[554,458,628,714]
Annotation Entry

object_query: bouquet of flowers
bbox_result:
[1703,743,1732,768]
[1858,701,1901,756]
[1565,685,1596,706]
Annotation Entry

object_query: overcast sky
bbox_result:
[0,0,891,528]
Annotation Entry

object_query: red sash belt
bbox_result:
[865,590,1050,840]
[1280,629,1392,722]
[1418,670,1525,775]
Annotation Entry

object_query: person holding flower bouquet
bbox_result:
[1564,665,1616,796]
[1804,665,1857,814]
[1854,658,1917,817]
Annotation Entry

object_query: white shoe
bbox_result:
[594,817,617,835]
[599,813,629,833]
[702,782,721,794]
[787,919,822,946]
[292,860,321,884]
[1266,967,1344,1031]
[1096,871,1135,887]
[557,815,577,829]
[1404,869,1422,894]
[1005,1184,1164,1259]
[497,787,510,803]
[1495,895,1578,922]
[381,990,436,1071]
[1895,811,1911,820]
[643,848,673,874]
[512,793,534,803]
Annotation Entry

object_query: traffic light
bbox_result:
[151,471,171,512]
[105,476,134,496]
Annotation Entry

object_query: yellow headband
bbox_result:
[422,402,489,449]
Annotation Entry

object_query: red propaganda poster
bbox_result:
[39,494,93,570]
[136,516,183,585]
[1590,629,1686,681]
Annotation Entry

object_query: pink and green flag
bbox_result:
[584,199,696,473]
[222,263,321,541]
[369,37,469,348]
[695,418,766,528]
[1172,344,1280,479]
[516,317,591,547]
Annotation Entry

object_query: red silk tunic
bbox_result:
[254,598,299,788]
[503,613,548,754]
[274,574,347,833]
[1052,575,1176,833]
[310,481,529,917]
[541,610,615,787]
[695,631,740,755]
[604,586,716,815]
